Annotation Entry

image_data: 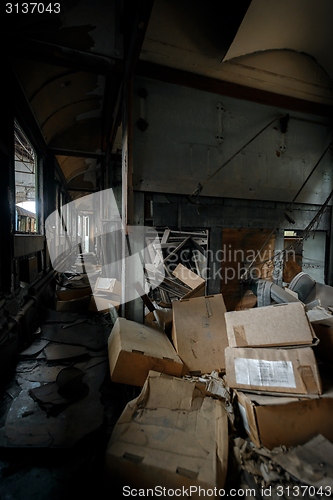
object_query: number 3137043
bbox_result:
[6,3,61,14]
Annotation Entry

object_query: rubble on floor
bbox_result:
[0,307,113,448]
[103,272,333,497]
[0,300,136,499]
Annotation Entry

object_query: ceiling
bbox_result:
[5,0,333,201]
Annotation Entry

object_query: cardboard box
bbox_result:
[225,302,318,348]
[105,371,228,496]
[55,295,91,312]
[225,346,322,395]
[236,383,333,450]
[56,284,92,301]
[108,318,184,386]
[171,294,228,375]
[89,294,120,313]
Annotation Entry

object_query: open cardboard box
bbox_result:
[225,346,322,396]
[308,314,333,363]
[105,371,229,496]
[235,380,333,450]
[108,318,184,386]
[225,302,318,348]
[172,294,228,375]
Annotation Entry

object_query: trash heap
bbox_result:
[103,274,333,498]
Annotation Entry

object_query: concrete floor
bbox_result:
[0,308,137,500]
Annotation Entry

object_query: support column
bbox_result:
[273,228,285,286]
[326,214,333,285]
[0,101,14,292]
[206,227,222,296]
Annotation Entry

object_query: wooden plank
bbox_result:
[136,60,333,118]
[161,229,171,244]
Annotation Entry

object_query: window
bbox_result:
[14,120,38,233]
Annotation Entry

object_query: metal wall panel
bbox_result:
[132,76,333,204]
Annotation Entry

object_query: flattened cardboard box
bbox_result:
[236,382,333,450]
[225,302,318,348]
[105,371,228,496]
[108,318,183,386]
[172,294,228,375]
[225,346,322,395]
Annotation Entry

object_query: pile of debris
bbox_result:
[147,228,208,305]
[103,271,333,497]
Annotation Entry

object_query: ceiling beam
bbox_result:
[136,60,333,118]
[6,36,123,75]
[49,147,105,159]
[68,187,96,193]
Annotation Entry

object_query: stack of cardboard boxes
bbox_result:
[224,302,333,449]
[105,293,333,491]
[105,293,230,496]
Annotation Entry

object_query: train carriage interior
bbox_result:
[1,0,333,498]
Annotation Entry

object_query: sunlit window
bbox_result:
[14,120,38,233]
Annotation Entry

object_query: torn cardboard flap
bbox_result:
[172,294,228,375]
[136,371,201,411]
[172,263,205,292]
[105,370,229,494]
[272,434,333,488]
[225,346,322,395]
[225,302,318,348]
[235,382,333,450]
[108,318,184,386]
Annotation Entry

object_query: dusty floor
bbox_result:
[0,307,137,500]
[0,305,331,500]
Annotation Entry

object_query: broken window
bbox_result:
[14,120,38,233]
